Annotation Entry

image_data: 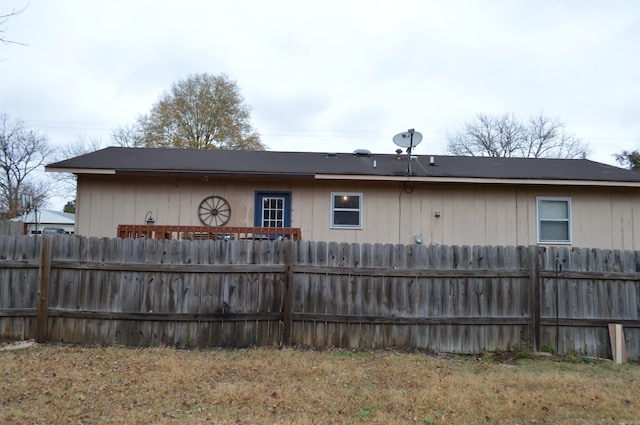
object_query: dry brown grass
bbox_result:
[1,343,638,424]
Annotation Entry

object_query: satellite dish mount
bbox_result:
[392,128,423,175]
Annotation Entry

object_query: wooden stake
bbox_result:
[608,323,627,364]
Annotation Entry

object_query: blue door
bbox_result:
[254,191,292,228]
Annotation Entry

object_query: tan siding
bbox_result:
[475,190,488,245]
[484,191,498,245]
[409,187,427,245]
[603,190,638,251]
[610,198,624,250]
[440,194,454,245]
[75,174,640,250]
[169,183,184,224]
[378,186,401,244]
[610,190,636,250]
[629,199,639,249]
[297,186,318,241]
[514,187,531,246]
[496,190,514,245]
[81,177,118,237]
[399,190,412,245]
[427,190,444,244]
[574,195,610,249]
[444,193,463,245]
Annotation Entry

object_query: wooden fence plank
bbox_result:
[413,245,429,350]
[282,240,294,346]
[356,243,373,349]
[0,220,23,236]
[35,237,52,342]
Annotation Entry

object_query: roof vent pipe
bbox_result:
[429,156,435,166]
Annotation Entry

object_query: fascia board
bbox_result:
[314,174,640,188]
[45,167,116,175]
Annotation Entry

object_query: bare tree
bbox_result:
[1,3,28,46]
[0,113,52,218]
[447,113,589,159]
[52,136,104,199]
[524,115,587,159]
[134,73,265,150]
[111,123,144,147]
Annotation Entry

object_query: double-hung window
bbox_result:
[331,192,362,228]
[537,197,571,244]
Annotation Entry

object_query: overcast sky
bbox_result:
[1,0,639,170]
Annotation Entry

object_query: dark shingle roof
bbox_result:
[45,147,640,184]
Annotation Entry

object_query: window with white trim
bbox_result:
[537,197,571,244]
[331,193,362,228]
[262,196,285,227]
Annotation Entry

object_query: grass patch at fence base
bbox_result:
[1,344,638,424]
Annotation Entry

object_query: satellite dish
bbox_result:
[393,129,423,149]
[393,128,423,175]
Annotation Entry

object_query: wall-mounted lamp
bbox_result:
[144,210,155,225]
[413,234,423,245]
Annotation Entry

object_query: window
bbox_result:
[331,193,362,228]
[254,192,291,227]
[262,197,284,227]
[537,197,571,244]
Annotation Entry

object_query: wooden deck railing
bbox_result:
[117,225,302,241]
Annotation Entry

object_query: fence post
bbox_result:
[35,236,53,343]
[528,245,541,351]
[282,240,294,346]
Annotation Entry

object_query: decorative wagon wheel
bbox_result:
[198,195,231,226]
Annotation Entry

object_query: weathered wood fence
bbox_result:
[0,220,23,236]
[0,235,638,358]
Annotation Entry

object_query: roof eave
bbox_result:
[43,166,640,188]
[45,167,116,175]
[314,174,640,187]
[48,168,317,179]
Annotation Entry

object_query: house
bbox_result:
[45,147,640,250]
[12,209,75,235]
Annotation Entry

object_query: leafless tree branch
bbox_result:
[447,112,589,159]
[0,112,52,218]
[1,2,29,46]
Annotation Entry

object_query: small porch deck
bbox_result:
[117,225,302,241]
